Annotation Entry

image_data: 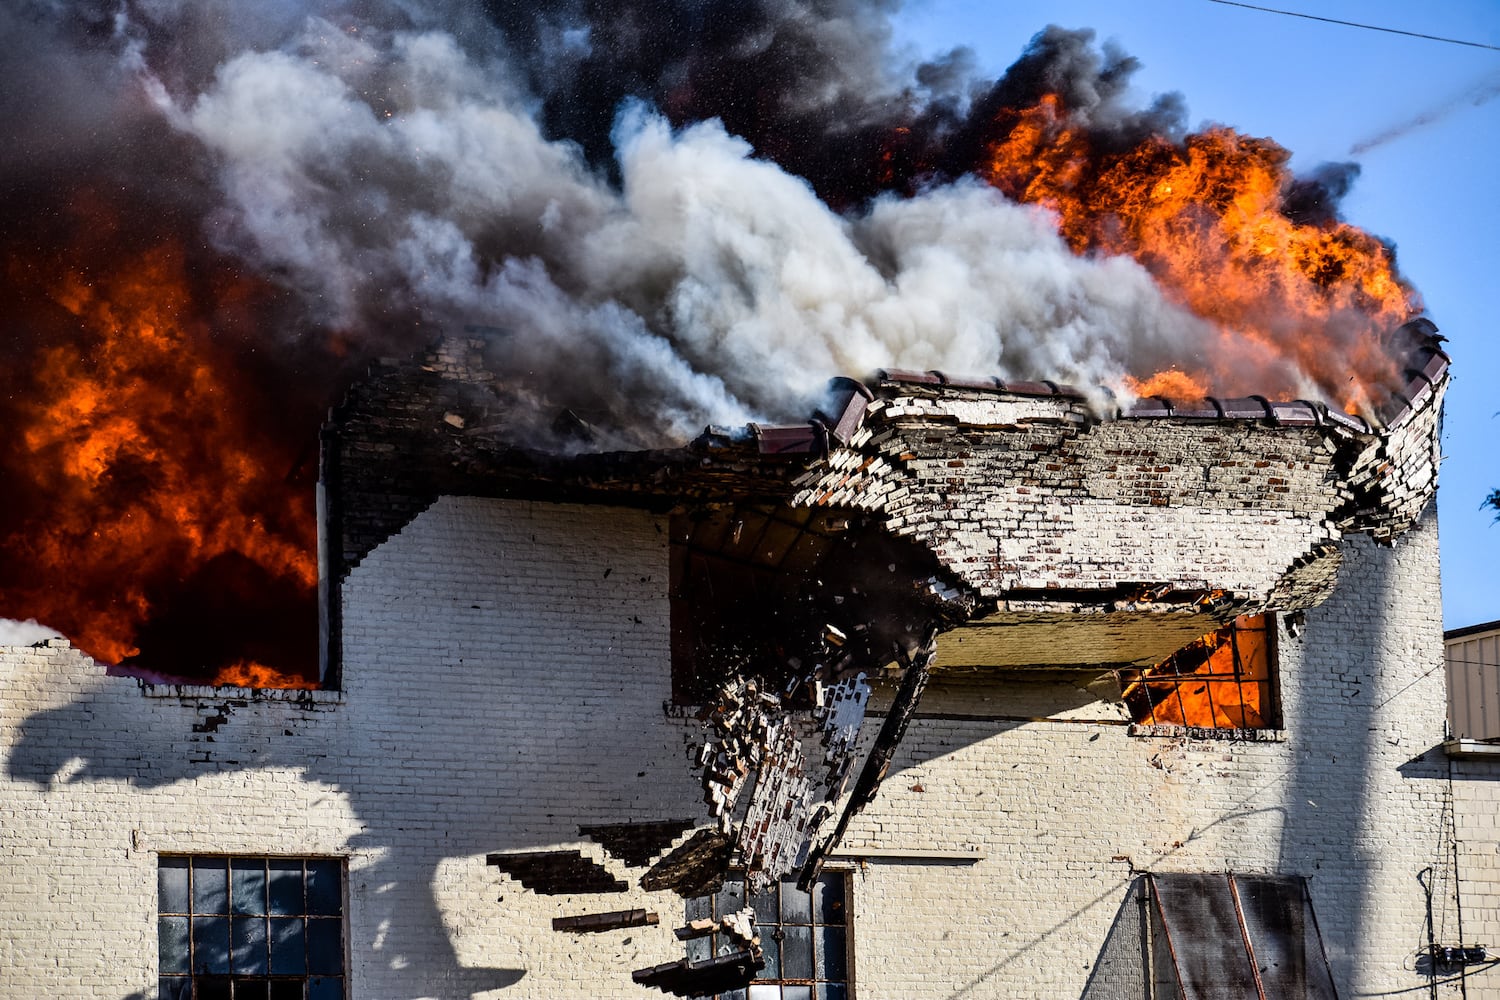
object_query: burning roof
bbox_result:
[0,7,1436,685]
[330,316,1444,909]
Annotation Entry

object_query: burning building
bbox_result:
[0,315,1482,998]
[0,3,1489,998]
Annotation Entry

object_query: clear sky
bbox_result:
[891,0,1500,629]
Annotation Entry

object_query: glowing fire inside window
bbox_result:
[1122,615,1276,729]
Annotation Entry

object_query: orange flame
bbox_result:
[214,662,319,691]
[1,237,319,685]
[982,96,1418,412]
[1122,369,1210,402]
[1125,615,1272,729]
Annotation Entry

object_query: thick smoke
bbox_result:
[0,1,1398,677]
[3,4,1377,437]
[132,9,1230,436]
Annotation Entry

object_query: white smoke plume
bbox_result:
[119,12,1229,439]
[2,3,1389,446]
[0,618,62,647]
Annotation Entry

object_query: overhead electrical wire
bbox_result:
[1208,0,1500,52]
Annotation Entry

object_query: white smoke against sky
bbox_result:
[141,12,1249,439]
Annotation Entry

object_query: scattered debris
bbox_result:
[640,829,733,897]
[631,948,764,997]
[551,909,658,933]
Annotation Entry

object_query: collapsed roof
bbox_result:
[324,318,1446,983]
[325,318,1446,677]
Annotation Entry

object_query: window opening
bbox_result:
[687,871,850,1000]
[158,855,346,1000]
[1121,614,1278,729]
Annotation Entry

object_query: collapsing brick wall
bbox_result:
[313,320,1447,991]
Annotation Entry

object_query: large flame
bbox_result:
[981,95,1419,413]
[0,15,1432,689]
[0,236,319,685]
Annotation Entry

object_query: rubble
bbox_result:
[551,909,658,933]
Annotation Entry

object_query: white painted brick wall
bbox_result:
[0,497,1478,998]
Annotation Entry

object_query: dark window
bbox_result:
[158,856,345,1000]
[1122,615,1279,729]
[687,872,851,1000]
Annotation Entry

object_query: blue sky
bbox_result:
[891,0,1500,629]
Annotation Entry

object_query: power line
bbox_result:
[1208,0,1500,53]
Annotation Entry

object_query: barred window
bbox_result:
[688,871,850,1000]
[157,856,346,1000]
[1122,614,1278,730]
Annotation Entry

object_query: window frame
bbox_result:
[156,853,348,1000]
[1122,613,1282,735]
[686,869,853,1000]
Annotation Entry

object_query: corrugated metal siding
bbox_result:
[1447,630,1500,740]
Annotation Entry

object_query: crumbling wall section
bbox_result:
[791,385,1439,614]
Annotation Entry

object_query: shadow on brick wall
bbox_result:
[4,659,531,1000]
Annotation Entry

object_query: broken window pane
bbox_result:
[1122,615,1277,729]
[815,926,846,981]
[235,981,270,1000]
[813,874,844,925]
[691,871,851,1000]
[270,981,304,1000]
[760,935,782,979]
[268,860,303,916]
[230,915,269,975]
[779,881,811,924]
[193,858,229,914]
[157,977,191,1000]
[196,978,231,1000]
[306,918,343,975]
[307,861,341,915]
[158,917,190,975]
[270,918,306,975]
[191,917,231,975]
[231,859,267,915]
[308,976,345,1000]
[753,887,779,925]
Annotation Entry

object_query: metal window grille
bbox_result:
[157,856,346,1000]
[1122,614,1278,729]
[687,872,850,1000]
